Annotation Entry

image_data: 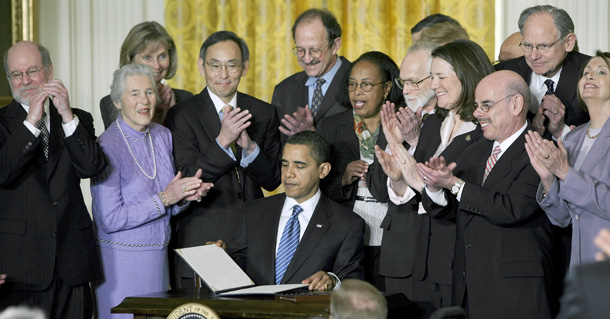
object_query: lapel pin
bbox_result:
[317,224,323,228]
[465,134,471,141]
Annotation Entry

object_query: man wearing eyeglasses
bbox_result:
[0,41,107,318]
[166,31,282,289]
[495,5,590,140]
[419,70,559,318]
[271,8,351,141]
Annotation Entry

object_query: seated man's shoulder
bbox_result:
[325,197,365,226]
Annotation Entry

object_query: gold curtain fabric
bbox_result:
[164,0,495,103]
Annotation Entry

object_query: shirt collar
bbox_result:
[494,122,528,159]
[305,55,342,87]
[207,89,238,114]
[282,189,322,217]
[531,68,562,93]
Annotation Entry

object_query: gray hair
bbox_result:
[407,41,438,55]
[0,306,46,319]
[330,279,387,319]
[110,63,159,104]
[4,41,52,75]
[518,5,574,40]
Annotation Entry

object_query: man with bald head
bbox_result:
[419,71,559,318]
[0,41,107,318]
[496,5,590,139]
[498,32,523,62]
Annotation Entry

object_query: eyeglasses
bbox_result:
[395,75,431,91]
[292,40,334,59]
[7,66,45,82]
[475,95,515,112]
[519,37,563,53]
[347,81,388,92]
[205,61,242,73]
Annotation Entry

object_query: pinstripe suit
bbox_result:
[0,100,107,312]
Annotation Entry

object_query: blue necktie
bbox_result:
[275,205,303,285]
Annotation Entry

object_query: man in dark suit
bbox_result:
[495,5,590,139]
[0,41,107,318]
[225,131,364,290]
[166,31,282,288]
[272,8,350,140]
[419,71,559,318]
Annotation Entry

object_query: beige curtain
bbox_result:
[164,0,495,103]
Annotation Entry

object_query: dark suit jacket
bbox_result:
[231,193,365,285]
[557,260,610,319]
[166,88,281,287]
[272,56,351,139]
[317,109,389,208]
[422,125,558,318]
[413,117,483,286]
[495,52,591,128]
[100,88,193,129]
[0,100,107,291]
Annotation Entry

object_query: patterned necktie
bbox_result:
[36,112,49,160]
[544,79,555,95]
[482,145,501,185]
[275,205,303,285]
[220,105,237,156]
[310,78,326,116]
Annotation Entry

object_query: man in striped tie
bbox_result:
[226,130,365,291]
[416,71,560,318]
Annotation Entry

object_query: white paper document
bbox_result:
[175,244,307,295]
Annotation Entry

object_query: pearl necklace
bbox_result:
[116,121,157,180]
[586,124,600,139]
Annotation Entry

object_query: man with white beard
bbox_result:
[391,42,438,150]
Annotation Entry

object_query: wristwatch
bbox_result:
[450,178,465,195]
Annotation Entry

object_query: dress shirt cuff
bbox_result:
[240,142,260,167]
[62,115,79,137]
[328,272,341,290]
[215,138,237,160]
[456,182,465,201]
[425,186,448,207]
[553,124,571,142]
[23,120,40,137]
[387,177,416,205]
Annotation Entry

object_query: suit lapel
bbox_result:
[580,120,610,173]
[198,88,223,145]
[483,131,527,187]
[563,125,587,167]
[263,194,286,284]
[315,56,349,122]
[555,53,580,110]
[46,103,63,180]
[281,195,332,284]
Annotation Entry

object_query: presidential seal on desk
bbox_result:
[167,303,220,319]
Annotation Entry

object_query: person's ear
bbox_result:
[319,162,331,179]
[564,33,576,52]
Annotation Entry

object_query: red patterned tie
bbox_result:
[482,145,501,185]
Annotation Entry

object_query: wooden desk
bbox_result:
[112,289,414,319]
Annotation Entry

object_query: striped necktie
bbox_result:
[275,205,303,285]
[220,105,237,156]
[36,112,49,160]
[482,145,501,185]
[310,78,326,116]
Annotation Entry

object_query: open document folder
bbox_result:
[175,244,307,296]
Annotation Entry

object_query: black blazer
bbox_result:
[272,56,351,140]
[412,116,483,285]
[558,259,610,319]
[166,88,282,286]
[100,88,193,129]
[495,51,591,128]
[317,109,389,208]
[422,125,558,318]
[0,100,107,290]
[231,193,365,285]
